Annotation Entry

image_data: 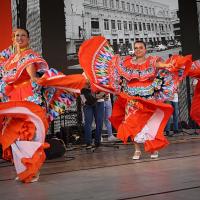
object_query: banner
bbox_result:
[0,0,12,51]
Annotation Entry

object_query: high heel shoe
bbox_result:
[150,151,159,159]
[30,172,40,183]
[132,150,141,160]
[15,172,40,183]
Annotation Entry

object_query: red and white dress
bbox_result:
[0,48,86,182]
[79,36,192,153]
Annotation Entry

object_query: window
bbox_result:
[125,38,129,44]
[139,22,142,31]
[104,19,109,30]
[145,7,148,15]
[117,20,122,30]
[90,0,97,4]
[103,0,108,7]
[136,5,139,12]
[127,3,130,11]
[155,24,158,31]
[134,22,138,31]
[129,21,132,31]
[149,8,152,15]
[159,24,164,31]
[143,23,146,30]
[122,1,125,10]
[165,24,168,31]
[132,4,135,12]
[174,23,179,29]
[140,6,143,13]
[152,8,155,15]
[111,20,116,29]
[123,21,128,30]
[151,23,154,31]
[110,0,114,8]
[116,0,119,9]
[147,23,151,31]
[91,18,99,29]
[119,39,123,43]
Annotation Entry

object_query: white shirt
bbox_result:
[172,92,178,102]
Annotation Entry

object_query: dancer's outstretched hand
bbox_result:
[156,61,175,69]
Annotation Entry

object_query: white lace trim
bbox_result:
[134,126,154,143]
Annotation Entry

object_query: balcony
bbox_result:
[111,29,118,35]
[91,28,101,36]
[124,29,129,35]
[134,30,140,35]
[174,27,180,31]
[160,31,166,35]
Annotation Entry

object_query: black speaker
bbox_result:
[58,126,83,145]
[45,138,66,160]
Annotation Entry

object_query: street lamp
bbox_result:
[78,26,85,39]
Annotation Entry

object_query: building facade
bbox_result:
[65,0,175,55]
[171,9,181,42]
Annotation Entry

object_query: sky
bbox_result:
[150,0,178,10]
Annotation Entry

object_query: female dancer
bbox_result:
[78,36,191,160]
[188,60,200,126]
[0,28,86,183]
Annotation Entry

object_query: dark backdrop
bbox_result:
[40,0,67,72]
[178,0,200,60]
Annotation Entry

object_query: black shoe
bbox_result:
[169,133,174,137]
[166,131,174,137]
[94,143,101,148]
[166,131,169,136]
[173,130,179,134]
[85,144,93,149]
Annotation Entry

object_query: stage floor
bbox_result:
[1,131,200,200]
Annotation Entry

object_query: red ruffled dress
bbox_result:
[0,49,86,182]
[79,36,192,153]
[189,59,200,125]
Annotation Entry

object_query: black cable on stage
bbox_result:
[0,155,76,169]
[0,178,13,182]
[45,156,75,163]
[116,185,200,199]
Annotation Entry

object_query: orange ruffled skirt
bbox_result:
[110,94,173,153]
[0,101,49,183]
